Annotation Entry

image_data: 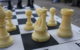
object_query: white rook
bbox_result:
[58,8,74,38]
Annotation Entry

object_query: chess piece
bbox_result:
[32,9,50,42]
[5,10,16,31]
[24,10,33,31]
[33,8,42,28]
[30,0,34,8]
[27,0,34,8]
[36,8,42,17]
[27,0,30,6]
[47,8,57,26]
[7,0,13,10]
[0,6,13,48]
[34,8,48,29]
[0,3,3,7]
[17,0,23,9]
[57,8,74,38]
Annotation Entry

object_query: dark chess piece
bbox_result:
[17,0,23,9]
[30,0,34,8]
[27,0,31,6]
[71,0,80,7]
[8,0,13,10]
[27,0,34,8]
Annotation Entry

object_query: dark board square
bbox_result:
[12,15,17,19]
[12,9,15,12]
[21,33,59,50]
[16,11,25,14]
[30,7,35,10]
[31,18,36,23]
[33,14,38,17]
[18,18,26,24]
[18,18,36,24]
[48,22,60,30]
[4,7,15,11]
[15,7,25,9]
[9,25,20,35]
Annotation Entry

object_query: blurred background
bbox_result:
[0,0,80,27]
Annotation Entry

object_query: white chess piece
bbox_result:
[24,10,33,31]
[0,3,3,7]
[36,8,42,17]
[5,10,16,31]
[0,6,13,48]
[33,8,42,28]
[47,8,57,26]
[57,8,74,38]
[32,9,50,42]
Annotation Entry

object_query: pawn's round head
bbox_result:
[50,8,56,14]
[61,8,74,16]
[5,10,12,18]
[25,10,32,16]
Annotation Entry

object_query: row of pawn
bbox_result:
[24,7,74,42]
[0,5,74,48]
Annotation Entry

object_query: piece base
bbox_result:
[24,25,33,31]
[32,32,50,42]
[58,32,73,38]
[6,26,16,32]
[0,37,13,48]
[47,21,57,27]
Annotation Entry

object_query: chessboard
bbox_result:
[0,4,80,50]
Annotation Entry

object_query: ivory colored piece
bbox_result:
[33,8,42,27]
[32,9,50,42]
[0,6,13,48]
[36,8,42,17]
[24,10,33,31]
[57,8,74,38]
[47,8,57,26]
[0,3,3,7]
[6,10,16,31]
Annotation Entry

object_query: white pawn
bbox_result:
[24,10,33,31]
[5,10,16,31]
[0,6,13,48]
[57,8,74,38]
[32,8,50,42]
[47,8,57,26]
